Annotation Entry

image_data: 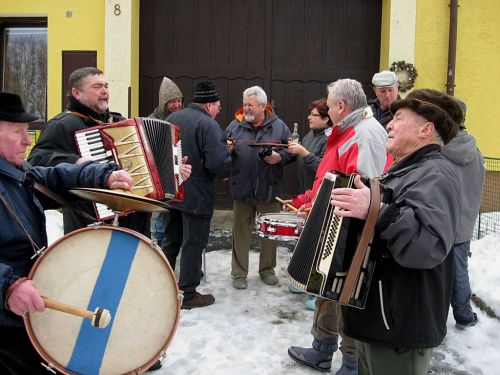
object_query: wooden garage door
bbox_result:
[139,0,382,208]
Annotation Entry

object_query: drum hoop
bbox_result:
[25,225,181,375]
[257,213,304,225]
[257,232,299,241]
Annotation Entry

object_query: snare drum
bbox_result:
[25,226,181,375]
[256,212,304,241]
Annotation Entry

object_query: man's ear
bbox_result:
[71,87,80,100]
[338,99,346,114]
[420,121,435,137]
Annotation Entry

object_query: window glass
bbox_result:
[2,27,47,121]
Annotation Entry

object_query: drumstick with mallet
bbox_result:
[275,196,311,213]
[42,297,112,329]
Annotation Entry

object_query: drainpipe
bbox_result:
[446,0,458,95]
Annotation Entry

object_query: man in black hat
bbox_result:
[27,67,152,237]
[0,92,133,374]
[161,80,231,309]
[330,89,463,375]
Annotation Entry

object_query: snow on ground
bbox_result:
[45,210,499,375]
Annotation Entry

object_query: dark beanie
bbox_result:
[390,89,462,144]
[193,80,219,103]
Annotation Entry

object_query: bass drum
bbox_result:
[25,226,181,375]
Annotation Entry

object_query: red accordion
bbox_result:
[74,117,184,220]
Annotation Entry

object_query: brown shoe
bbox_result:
[181,292,215,309]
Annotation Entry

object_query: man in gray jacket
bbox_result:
[331,89,463,375]
[226,86,294,290]
[441,98,485,329]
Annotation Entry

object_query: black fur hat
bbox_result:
[390,89,462,144]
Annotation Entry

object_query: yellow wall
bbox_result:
[130,0,140,117]
[0,0,106,119]
[379,0,391,70]
[414,0,500,157]
[380,0,500,157]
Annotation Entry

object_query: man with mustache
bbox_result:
[28,67,152,237]
[0,91,134,374]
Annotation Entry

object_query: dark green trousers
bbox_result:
[356,340,432,375]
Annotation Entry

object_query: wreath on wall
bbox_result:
[390,60,418,92]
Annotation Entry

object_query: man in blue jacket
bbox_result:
[0,92,133,374]
[161,81,232,309]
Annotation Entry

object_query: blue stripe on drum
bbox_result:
[66,230,139,375]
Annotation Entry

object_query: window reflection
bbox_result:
[2,27,47,121]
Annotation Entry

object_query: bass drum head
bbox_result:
[25,226,180,375]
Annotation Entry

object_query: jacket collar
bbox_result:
[233,102,274,126]
[0,157,26,183]
[336,106,373,131]
[67,96,111,123]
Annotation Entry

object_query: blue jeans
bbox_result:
[451,241,474,324]
[151,212,165,243]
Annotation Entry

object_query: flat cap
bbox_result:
[372,71,398,88]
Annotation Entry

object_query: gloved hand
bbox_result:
[6,279,45,316]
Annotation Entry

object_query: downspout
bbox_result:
[446,0,459,95]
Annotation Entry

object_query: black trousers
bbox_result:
[0,326,48,375]
[161,209,211,300]
[63,207,151,237]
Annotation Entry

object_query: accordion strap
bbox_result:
[339,178,381,305]
[66,111,106,125]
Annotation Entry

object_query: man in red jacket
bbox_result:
[286,79,390,375]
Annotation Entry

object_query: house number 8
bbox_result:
[114,4,121,16]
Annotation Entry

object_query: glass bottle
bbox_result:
[291,122,300,142]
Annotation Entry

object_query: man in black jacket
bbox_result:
[28,67,151,236]
[162,81,232,309]
[330,89,463,375]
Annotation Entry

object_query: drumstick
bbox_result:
[275,196,299,213]
[42,297,112,329]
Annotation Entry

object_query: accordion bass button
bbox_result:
[122,159,132,170]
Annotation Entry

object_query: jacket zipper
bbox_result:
[378,280,390,330]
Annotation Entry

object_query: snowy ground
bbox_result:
[45,210,499,375]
